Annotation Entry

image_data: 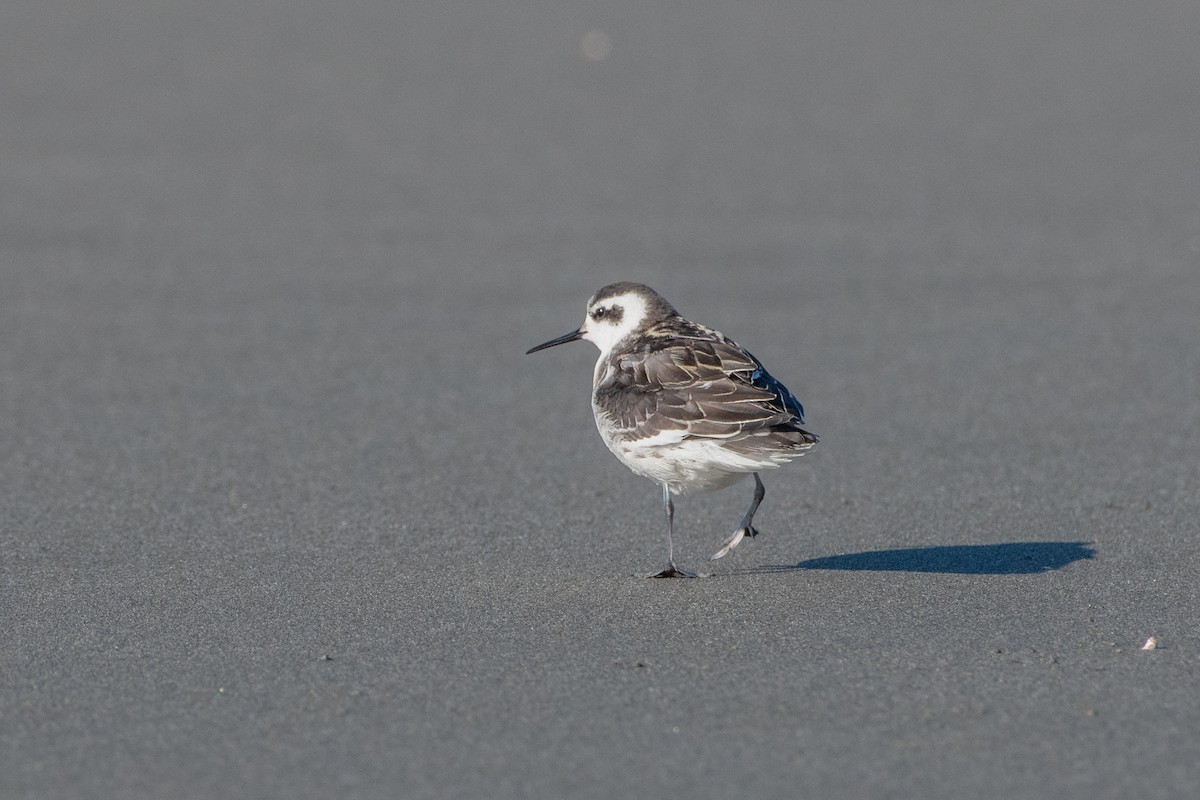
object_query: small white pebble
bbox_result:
[1141,636,1158,651]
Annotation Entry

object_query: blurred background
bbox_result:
[2,1,1198,798]
[5,0,1196,535]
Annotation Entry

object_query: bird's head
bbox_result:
[526,282,678,358]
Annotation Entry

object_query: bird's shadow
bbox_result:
[749,541,1095,575]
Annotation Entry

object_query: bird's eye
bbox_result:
[592,307,607,320]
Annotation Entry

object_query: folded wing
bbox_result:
[596,331,818,453]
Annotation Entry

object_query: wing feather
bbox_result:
[595,325,817,449]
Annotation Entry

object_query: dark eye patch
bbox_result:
[590,304,624,324]
[590,304,628,323]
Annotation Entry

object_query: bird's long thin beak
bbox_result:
[525,329,583,354]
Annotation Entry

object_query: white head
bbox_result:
[526,282,679,358]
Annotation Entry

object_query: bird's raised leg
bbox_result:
[645,483,701,578]
[710,473,766,560]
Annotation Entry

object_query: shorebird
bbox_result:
[526,282,817,577]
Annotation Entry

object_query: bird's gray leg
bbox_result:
[645,483,701,578]
[664,483,674,563]
[742,472,766,533]
[710,473,765,560]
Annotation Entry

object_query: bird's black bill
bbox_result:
[525,329,583,354]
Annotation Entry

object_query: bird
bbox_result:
[526,282,817,578]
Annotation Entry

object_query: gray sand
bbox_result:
[2,2,1198,798]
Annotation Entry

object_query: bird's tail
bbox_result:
[778,425,818,449]
[723,425,817,459]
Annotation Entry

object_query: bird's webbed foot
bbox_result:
[709,526,759,561]
[642,562,706,579]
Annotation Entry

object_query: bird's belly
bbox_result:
[600,434,760,495]
[592,406,799,494]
